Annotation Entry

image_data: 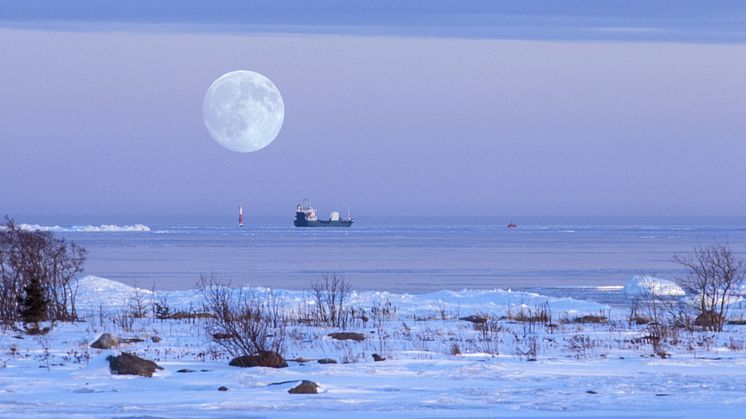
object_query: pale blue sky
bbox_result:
[1,1,745,219]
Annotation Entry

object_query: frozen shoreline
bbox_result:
[2,276,746,418]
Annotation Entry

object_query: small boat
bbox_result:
[239,206,244,227]
[294,200,353,227]
[507,223,517,229]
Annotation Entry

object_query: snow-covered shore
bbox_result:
[2,276,746,418]
[75,275,610,319]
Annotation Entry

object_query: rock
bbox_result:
[218,386,229,392]
[372,353,386,362]
[459,315,488,324]
[91,333,120,349]
[572,315,608,324]
[288,380,319,394]
[25,325,51,335]
[151,336,162,343]
[229,351,288,368]
[328,332,366,342]
[212,332,237,340]
[694,311,724,328]
[177,368,195,373]
[317,358,337,364]
[121,337,145,344]
[107,352,163,377]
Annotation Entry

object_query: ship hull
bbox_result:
[294,219,353,227]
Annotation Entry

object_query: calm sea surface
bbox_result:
[48,217,746,306]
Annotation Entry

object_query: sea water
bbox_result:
[39,216,746,306]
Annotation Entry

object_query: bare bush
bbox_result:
[310,273,352,328]
[674,243,746,332]
[199,276,285,358]
[475,318,501,355]
[0,217,86,324]
[450,342,462,356]
[505,301,552,325]
[153,294,172,320]
[128,282,151,319]
[370,297,396,328]
[112,310,135,333]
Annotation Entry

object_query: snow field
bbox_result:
[1,276,746,418]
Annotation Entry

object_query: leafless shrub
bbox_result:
[626,285,689,357]
[629,282,693,336]
[566,334,595,359]
[505,301,552,325]
[727,337,745,351]
[674,243,746,332]
[96,304,106,328]
[153,295,172,320]
[450,342,462,356]
[627,297,651,325]
[0,217,86,324]
[474,318,501,355]
[263,290,286,329]
[112,309,135,333]
[370,305,397,356]
[507,327,538,360]
[349,306,368,328]
[199,276,285,358]
[370,298,396,328]
[525,336,538,360]
[436,301,450,320]
[310,273,352,328]
[128,282,151,319]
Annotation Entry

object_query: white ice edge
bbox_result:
[16,223,151,232]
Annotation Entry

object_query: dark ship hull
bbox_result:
[294,219,353,227]
[294,200,353,227]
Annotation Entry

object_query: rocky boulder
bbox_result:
[212,332,237,340]
[288,380,319,394]
[372,353,386,362]
[107,352,163,377]
[694,311,724,328]
[459,315,488,324]
[229,351,288,368]
[91,333,120,349]
[328,332,366,342]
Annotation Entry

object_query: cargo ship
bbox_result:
[294,200,353,227]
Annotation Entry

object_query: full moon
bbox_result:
[202,70,285,153]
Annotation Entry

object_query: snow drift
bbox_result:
[624,275,685,297]
[74,275,609,318]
